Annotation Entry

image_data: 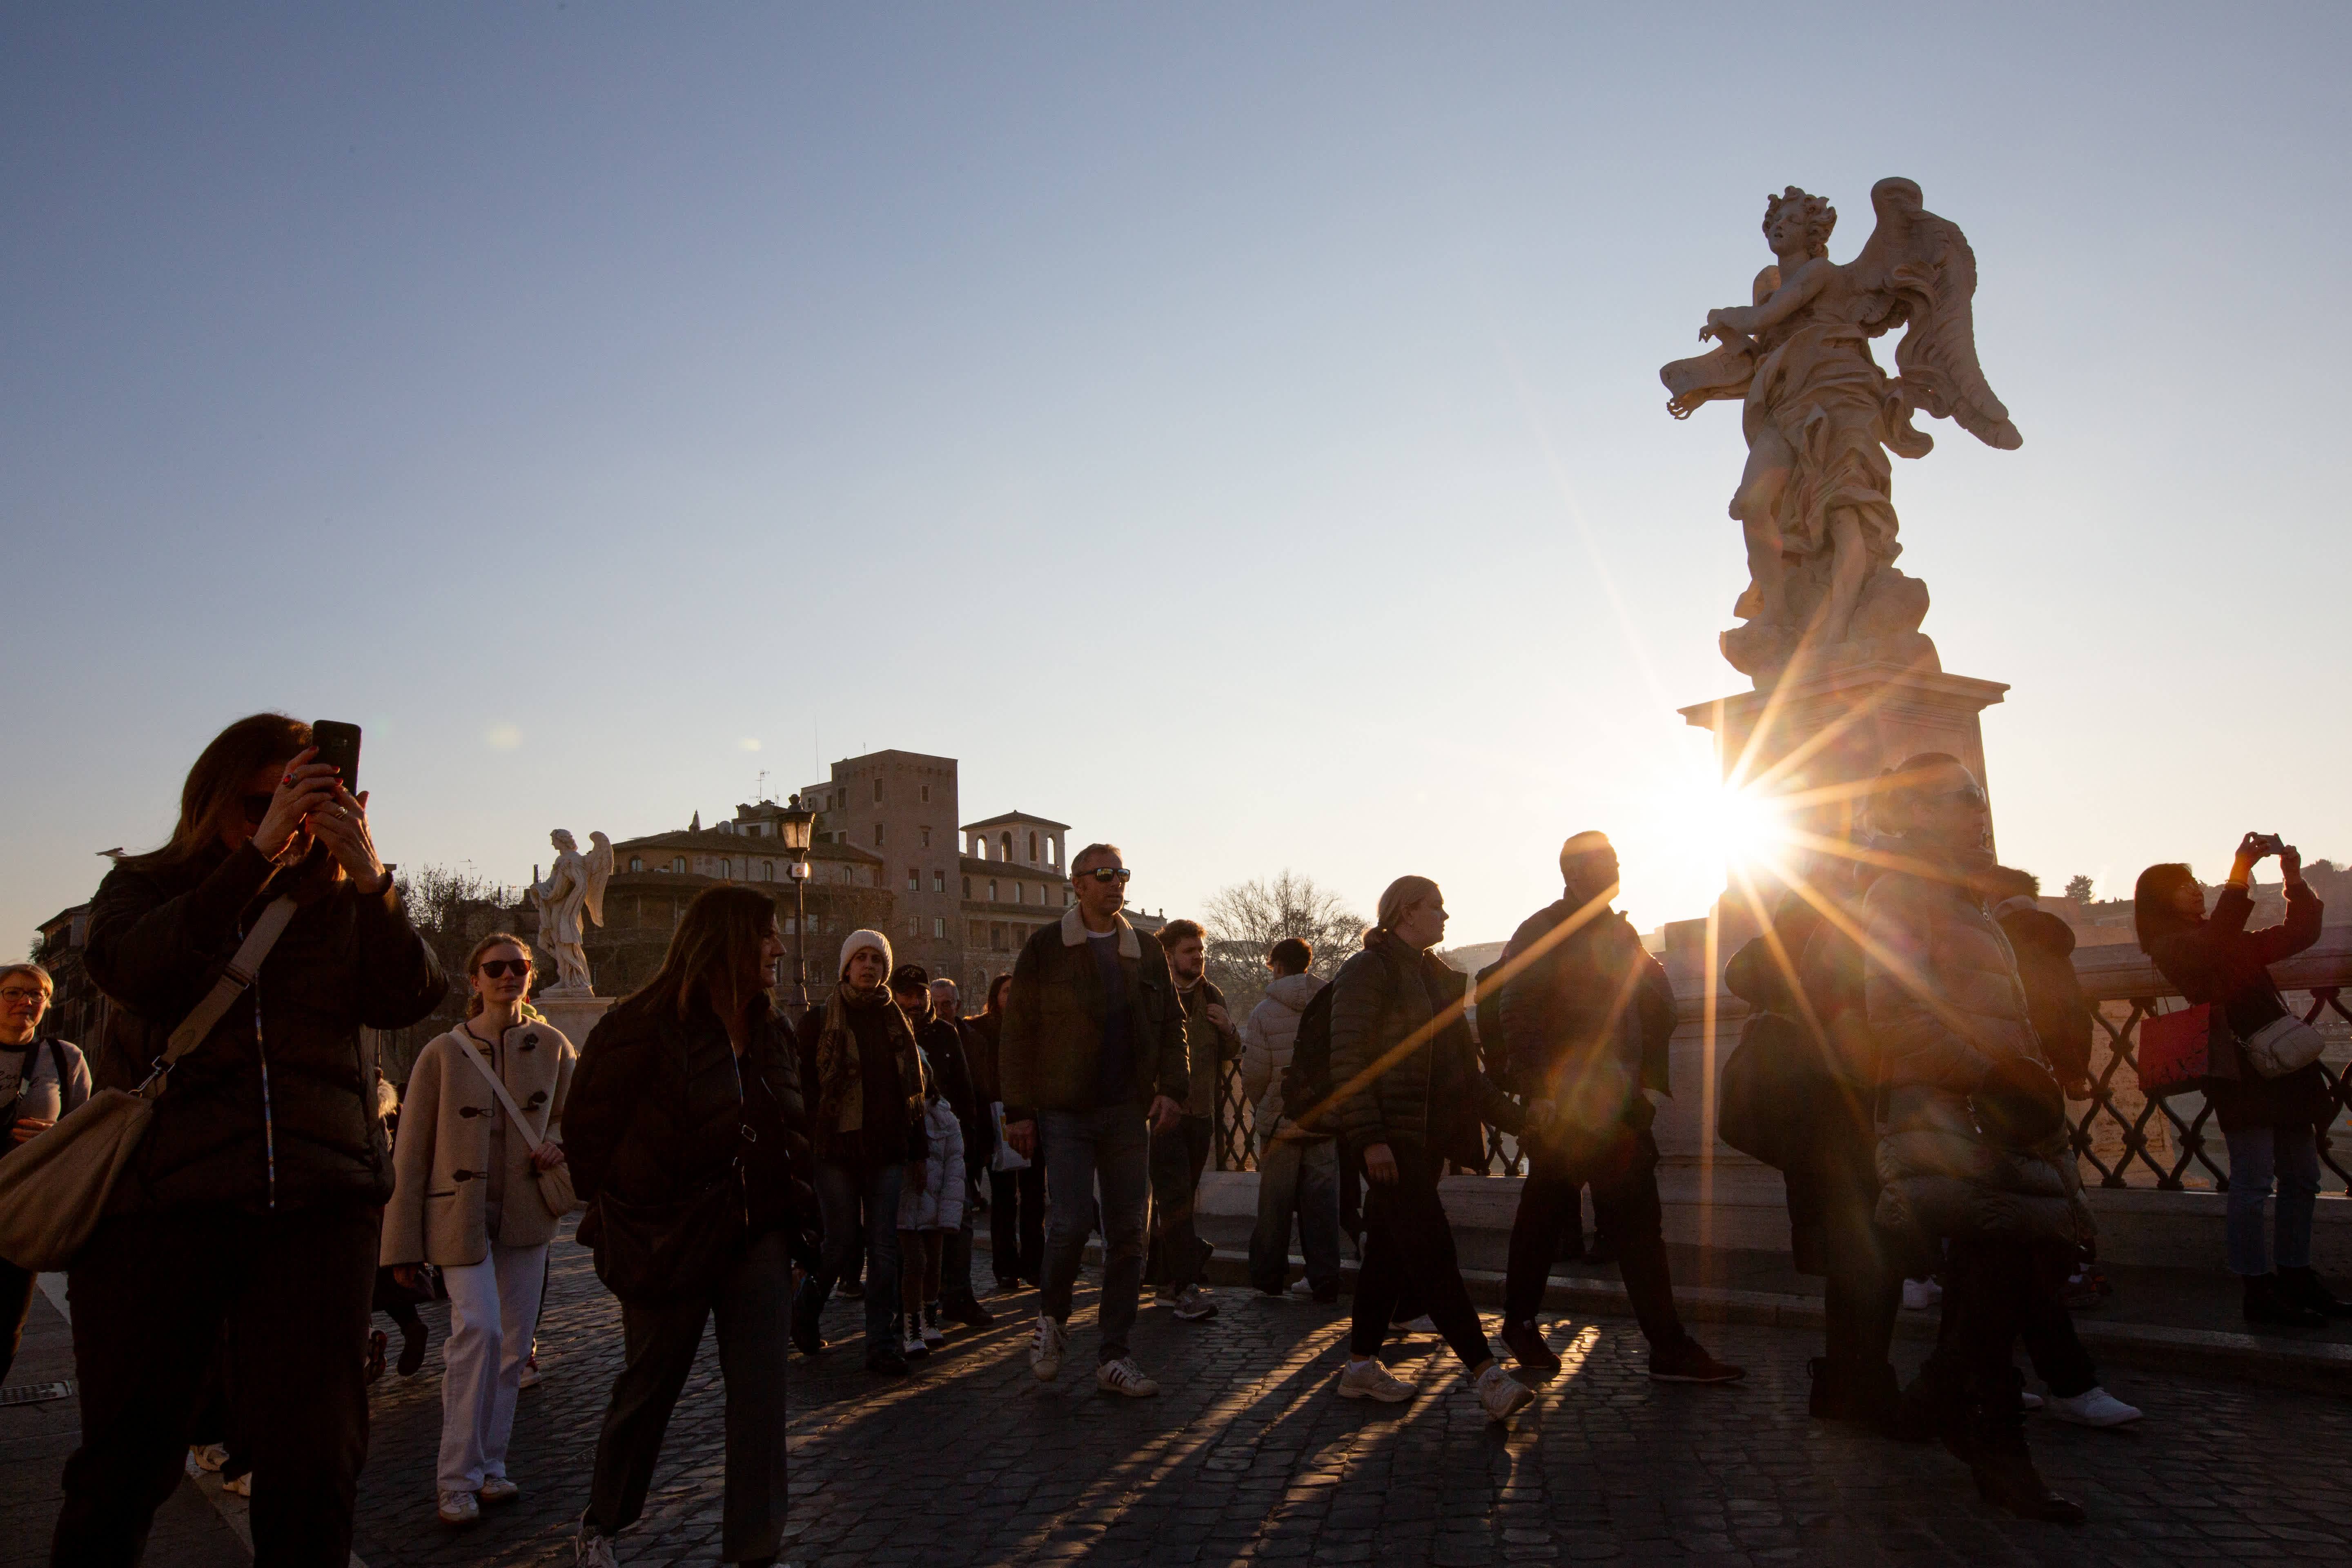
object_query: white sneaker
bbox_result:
[1474,1362,1535,1421]
[576,1526,620,1567]
[1287,1278,1318,1299]
[2047,1386,2143,1427]
[1395,1314,1437,1335]
[477,1475,520,1503]
[1336,1357,1414,1403]
[188,1442,229,1474]
[1029,1313,1067,1381]
[2020,1389,2045,1411]
[902,1322,929,1359]
[1173,1284,1218,1322]
[436,1488,478,1526]
[1096,1356,1160,1397]
[1901,1278,1942,1311]
[921,1321,946,1348]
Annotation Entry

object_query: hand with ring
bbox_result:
[251,748,339,861]
[311,782,386,891]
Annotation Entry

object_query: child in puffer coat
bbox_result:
[896,1085,967,1359]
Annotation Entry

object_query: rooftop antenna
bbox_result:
[755,768,771,802]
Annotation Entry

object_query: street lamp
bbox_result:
[779,793,817,1011]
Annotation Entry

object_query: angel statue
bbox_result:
[530,829,612,996]
[1662,178,2021,684]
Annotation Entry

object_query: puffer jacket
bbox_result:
[566,997,813,1245]
[1992,895,2095,1092]
[1864,844,2093,1250]
[1326,931,1523,1167]
[1239,972,1327,1137]
[85,840,447,1212]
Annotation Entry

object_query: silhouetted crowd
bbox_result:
[4,718,2341,1566]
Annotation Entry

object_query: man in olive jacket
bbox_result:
[999,843,1187,1398]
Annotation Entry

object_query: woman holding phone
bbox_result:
[58,712,446,1567]
[381,933,575,1528]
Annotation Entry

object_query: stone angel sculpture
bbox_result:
[530,829,612,996]
[1661,178,2021,684]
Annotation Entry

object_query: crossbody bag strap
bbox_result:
[146,895,301,1092]
[450,1028,551,1155]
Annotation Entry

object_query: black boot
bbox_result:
[2244,1272,2327,1328]
[2278,1265,2352,1319]
[791,1298,829,1356]
[1971,1447,2086,1524]
[1810,1357,1901,1429]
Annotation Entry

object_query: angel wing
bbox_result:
[582,831,614,929]
[1846,178,2022,452]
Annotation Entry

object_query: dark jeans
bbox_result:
[1920,1234,2077,1451]
[797,1158,904,1346]
[2019,1291,2098,1399]
[1351,1143,1491,1370]
[0,1258,34,1385]
[1039,1104,1151,1364]
[990,1163,1045,1284]
[941,1172,979,1305]
[1249,1134,1342,1295]
[1505,1131,1690,1351]
[52,1203,378,1568]
[1146,1113,1214,1294]
[587,1233,791,1563]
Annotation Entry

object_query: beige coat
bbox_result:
[381,1018,576,1267]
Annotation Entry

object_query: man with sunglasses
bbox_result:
[999,844,1188,1398]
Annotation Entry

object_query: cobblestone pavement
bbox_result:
[321,1225,2352,1568]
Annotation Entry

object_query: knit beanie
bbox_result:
[839,928,894,979]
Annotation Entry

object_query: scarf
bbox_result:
[813,982,924,1144]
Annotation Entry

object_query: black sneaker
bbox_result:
[944,1295,996,1328]
[1649,1339,1745,1384]
[866,1342,909,1376]
[397,1323,429,1379]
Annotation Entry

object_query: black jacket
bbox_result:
[998,909,1189,1122]
[1992,898,2095,1091]
[1495,898,1676,1106]
[86,841,446,1212]
[913,1010,992,1172]
[1326,932,1523,1167]
[2146,881,2329,1131]
[566,998,814,1243]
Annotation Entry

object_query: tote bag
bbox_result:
[2136,1002,2211,1098]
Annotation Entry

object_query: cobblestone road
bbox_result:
[326,1224,2352,1568]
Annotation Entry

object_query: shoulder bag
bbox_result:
[449,1028,580,1219]
[0,897,298,1271]
[2136,1002,2212,1097]
[2241,1011,2328,1080]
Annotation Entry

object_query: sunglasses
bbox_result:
[1079,867,1132,884]
[476,959,530,979]
[241,793,274,825]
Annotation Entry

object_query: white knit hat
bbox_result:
[839,928,893,978]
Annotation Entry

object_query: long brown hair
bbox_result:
[122,713,311,871]
[625,885,778,1021]
[463,932,533,1019]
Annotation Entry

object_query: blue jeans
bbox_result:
[797,1159,904,1347]
[2225,1125,2320,1276]
[1038,1105,1152,1364]
[1248,1133,1341,1295]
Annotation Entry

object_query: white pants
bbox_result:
[437,1241,548,1492]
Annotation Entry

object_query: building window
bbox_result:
[920,826,931,848]
[969,920,985,944]
[628,856,643,872]
[910,916,921,939]
[1015,882,1025,904]
[873,778,883,804]
[672,857,686,873]
[761,860,775,880]
[988,879,998,902]
[920,784,931,803]
[1029,831,1040,862]
[1046,839,1058,866]
[933,871,945,893]
[932,917,945,938]
[1000,831,1013,860]
[873,823,885,847]
[907,868,919,892]
[717,859,730,879]
[962,876,972,899]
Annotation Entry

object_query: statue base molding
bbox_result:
[532,993,613,1048]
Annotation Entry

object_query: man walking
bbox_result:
[1000,844,1188,1397]
[1149,919,1238,1322]
[1495,831,1744,1384]
[890,965,994,1331]
[1239,939,1341,1301]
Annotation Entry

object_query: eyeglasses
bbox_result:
[1078,867,1132,884]
[241,793,274,824]
[0,987,47,1004]
[476,959,530,979]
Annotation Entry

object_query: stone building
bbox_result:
[959,811,1074,996]
[799,750,967,985]
[31,903,106,1049]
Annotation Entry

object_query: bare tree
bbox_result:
[1200,870,1365,1023]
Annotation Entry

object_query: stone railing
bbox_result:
[2070,924,2352,1192]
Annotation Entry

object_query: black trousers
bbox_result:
[1351,1143,1490,1369]
[1145,1114,1214,1294]
[2019,1287,2099,1399]
[52,1203,378,1568]
[1784,1112,1900,1372]
[587,1232,791,1564]
[1504,1130,1689,1350]
[0,1258,35,1385]
[1922,1234,2078,1450]
[990,1163,1045,1284]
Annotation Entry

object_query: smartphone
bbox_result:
[311,720,362,797]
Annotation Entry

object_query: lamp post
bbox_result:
[780,793,817,1013]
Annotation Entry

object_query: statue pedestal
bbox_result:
[532,993,614,1048]
[1680,659,2009,921]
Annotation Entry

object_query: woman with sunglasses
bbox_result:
[61,712,446,1567]
[381,933,576,1527]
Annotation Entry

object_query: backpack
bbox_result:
[1277,984,1338,1136]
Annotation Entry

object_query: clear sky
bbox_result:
[6,3,2348,955]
